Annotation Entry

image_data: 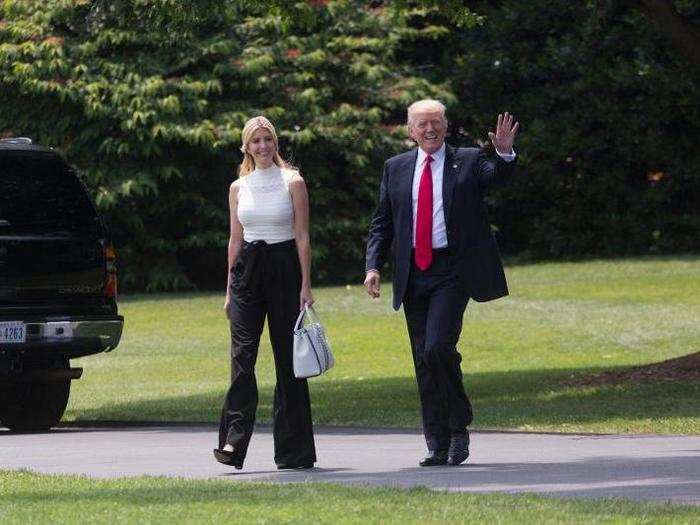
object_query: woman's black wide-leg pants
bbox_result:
[218,239,316,467]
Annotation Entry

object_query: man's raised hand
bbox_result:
[488,112,519,155]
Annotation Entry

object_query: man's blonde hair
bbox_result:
[407,99,447,125]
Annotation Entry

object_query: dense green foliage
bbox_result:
[399,0,699,258]
[0,0,450,288]
[1,1,697,289]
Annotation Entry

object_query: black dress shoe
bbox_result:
[276,462,314,470]
[213,448,243,469]
[419,450,447,467]
[447,432,470,466]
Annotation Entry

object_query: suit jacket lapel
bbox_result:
[400,149,418,245]
[443,145,459,226]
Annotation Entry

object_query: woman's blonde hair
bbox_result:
[238,116,289,177]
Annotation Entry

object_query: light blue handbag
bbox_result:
[293,305,334,378]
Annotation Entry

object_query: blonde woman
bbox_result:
[214,116,316,470]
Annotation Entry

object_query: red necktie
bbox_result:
[415,155,433,270]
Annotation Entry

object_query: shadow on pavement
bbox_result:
[230,454,700,504]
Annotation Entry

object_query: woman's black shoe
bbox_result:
[213,448,243,469]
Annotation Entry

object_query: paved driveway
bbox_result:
[1,425,698,506]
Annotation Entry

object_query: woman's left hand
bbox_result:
[300,286,314,310]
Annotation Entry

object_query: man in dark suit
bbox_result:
[364,99,519,466]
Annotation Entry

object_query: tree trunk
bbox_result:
[633,0,700,69]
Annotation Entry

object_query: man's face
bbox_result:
[408,110,447,154]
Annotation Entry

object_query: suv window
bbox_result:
[0,153,101,235]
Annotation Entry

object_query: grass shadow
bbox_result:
[65,366,700,434]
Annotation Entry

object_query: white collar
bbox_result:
[251,165,281,176]
[416,143,446,167]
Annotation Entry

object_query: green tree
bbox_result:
[391,0,699,258]
[2,1,697,290]
[0,0,451,289]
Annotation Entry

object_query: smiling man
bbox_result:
[364,99,519,466]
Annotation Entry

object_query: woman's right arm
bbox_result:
[224,181,244,318]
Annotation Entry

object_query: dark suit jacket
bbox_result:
[365,145,516,311]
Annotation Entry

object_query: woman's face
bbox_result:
[247,127,276,168]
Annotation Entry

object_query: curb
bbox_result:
[55,420,675,437]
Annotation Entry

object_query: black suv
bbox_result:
[0,138,123,431]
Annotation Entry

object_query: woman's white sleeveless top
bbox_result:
[237,166,296,243]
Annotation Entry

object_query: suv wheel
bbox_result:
[0,379,71,432]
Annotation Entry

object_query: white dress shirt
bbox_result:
[411,144,516,248]
[412,144,448,248]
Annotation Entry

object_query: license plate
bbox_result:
[0,322,26,343]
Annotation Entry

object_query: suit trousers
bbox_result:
[403,249,473,452]
[218,239,316,467]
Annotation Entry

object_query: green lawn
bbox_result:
[66,256,700,434]
[1,471,697,524]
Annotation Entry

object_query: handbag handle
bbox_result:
[294,304,321,331]
[304,304,321,323]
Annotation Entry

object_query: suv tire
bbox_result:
[0,379,71,432]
